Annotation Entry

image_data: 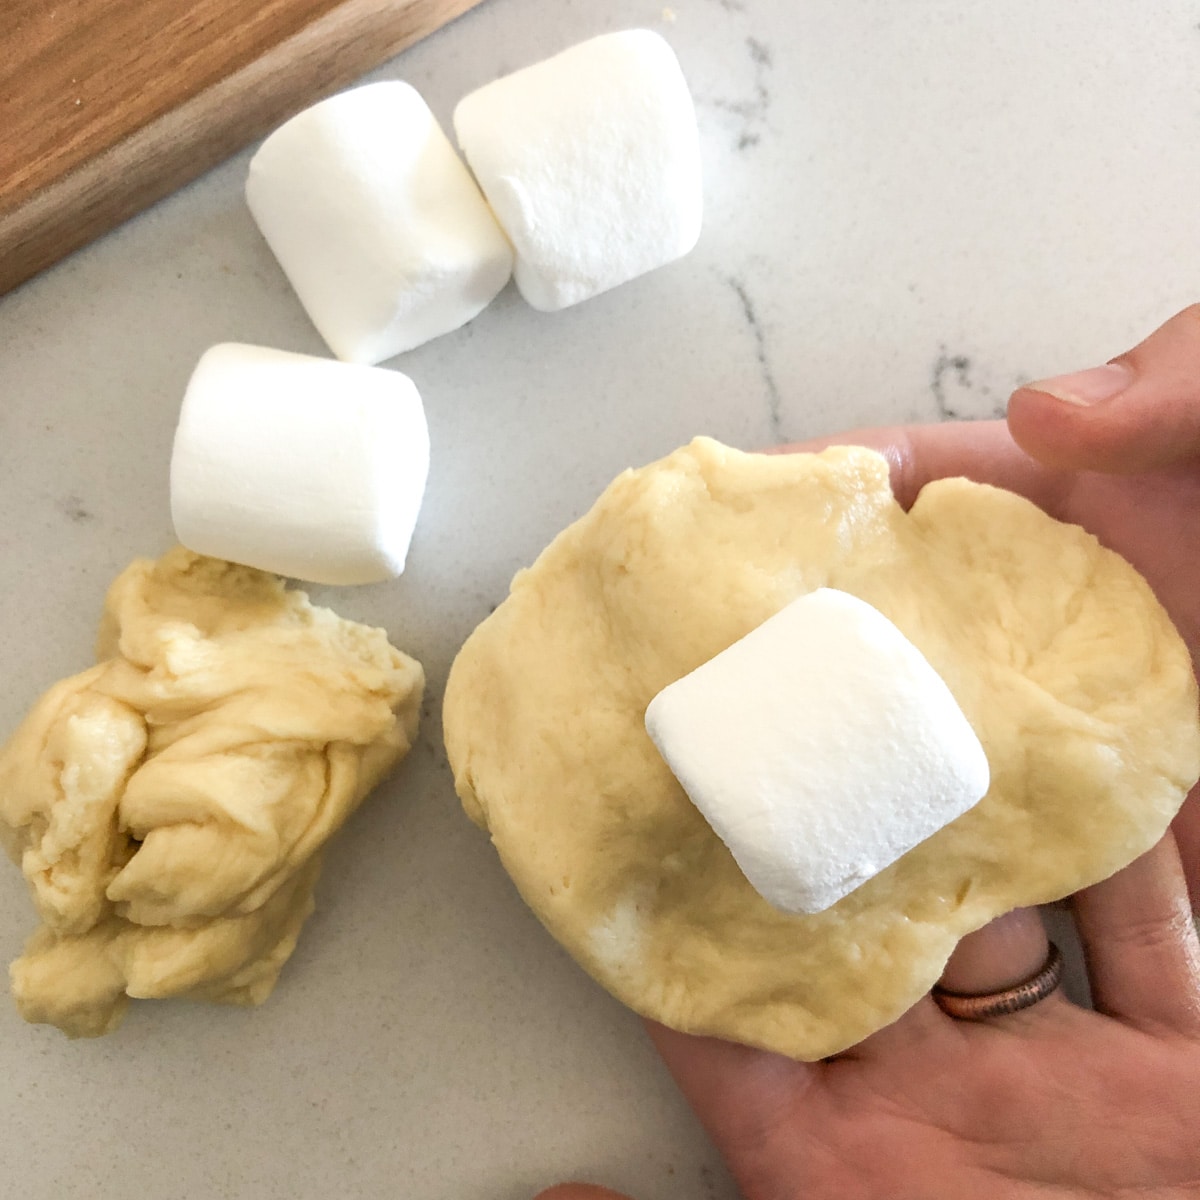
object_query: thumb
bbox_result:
[1007,304,1200,472]
[642,1020,818,1177]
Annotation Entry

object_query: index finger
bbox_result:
[769,419,1076,516]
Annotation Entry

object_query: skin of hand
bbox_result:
[536,305,1200,1200]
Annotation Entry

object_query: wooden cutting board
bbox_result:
[0,0,488,296]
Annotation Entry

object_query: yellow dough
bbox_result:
[0,548,423,1037]
[443,438,1200,1060]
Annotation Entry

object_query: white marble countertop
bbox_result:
[2,2,1198,1197]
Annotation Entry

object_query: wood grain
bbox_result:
[0,0,488,296]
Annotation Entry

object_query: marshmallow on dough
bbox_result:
[646,588,991,915]
[453,29,702,311]
[170,343,429,585]
[246,81,513,363]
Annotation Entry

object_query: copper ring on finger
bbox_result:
[932,941,1064,1021]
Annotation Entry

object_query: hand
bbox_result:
[537,306,1200,1200]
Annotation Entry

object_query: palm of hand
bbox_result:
[712,1003,1200,1199]
[702,421,1200,1200]
[542,331,1200,1200]
[1060,463,1200,673]
[883,427,1200,892]
[1059,462,1200,893]
[551,439,1200,1200]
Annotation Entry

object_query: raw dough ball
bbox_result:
[443,438,1200,1060]
[0,548,424,1037]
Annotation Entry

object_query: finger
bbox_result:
[836,893,1063,1069]
[937,906,1053,996]
[1008,304,1200,473]
[533,1187,633,1200]
[643,1021,815,1161]
[770,420,1077,515]
[927,907,1071,1031]
[1072,833,1200,1037]
[1172,781,1200,914]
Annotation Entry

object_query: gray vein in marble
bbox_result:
[58,495,94,524]
[703,36,773,150]
[930,351,974,420]
[930,349,1012,421]
[727,275,782,440]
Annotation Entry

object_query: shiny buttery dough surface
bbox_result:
[443,438,1200,1060]
[0,548,423,1037]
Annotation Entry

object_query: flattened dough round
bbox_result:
[443,438,1200,1060]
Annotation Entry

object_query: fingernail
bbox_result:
[1025,361,1133,406]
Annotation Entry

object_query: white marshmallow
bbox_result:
[245,81,513,364]
[453,29,702,311]
[645,589,990,915]
[170,343,429,585]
